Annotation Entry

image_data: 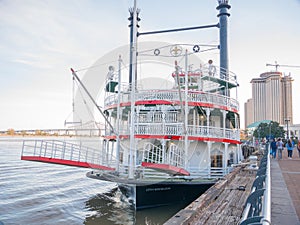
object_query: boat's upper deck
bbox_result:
[104,63,239,113]
[104,89,239,113]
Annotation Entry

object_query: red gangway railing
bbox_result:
[21,139,115,170]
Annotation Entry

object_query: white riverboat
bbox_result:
[21,0,243,209]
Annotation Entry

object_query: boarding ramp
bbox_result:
[21,140,115,170]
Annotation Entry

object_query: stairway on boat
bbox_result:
[141,142,190,176]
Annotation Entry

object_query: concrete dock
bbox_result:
[272,150,300,225]
[165,149,300,225]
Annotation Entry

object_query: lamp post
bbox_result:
[269,121,272,141]
[285,119,290,139]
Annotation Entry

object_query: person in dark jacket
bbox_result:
[270,138,277,159]
[286,138,294,159]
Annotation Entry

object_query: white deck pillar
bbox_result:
[205,108,211,136]
[221,110,226,137]
[206,141,213,177]
[224,142,229,169]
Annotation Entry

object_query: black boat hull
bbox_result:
[86,171,215,210]
[118,181,214,210]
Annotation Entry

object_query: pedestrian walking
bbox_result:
[297,141,300,158]
[270,138,277,159]
[276,138,284,160]
[286,138,294,159]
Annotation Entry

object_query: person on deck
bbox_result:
[208,59,216,77]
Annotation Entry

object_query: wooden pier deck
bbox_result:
[165,149,300,225]
[164,164,257,225]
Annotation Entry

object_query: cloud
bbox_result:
[0,1,126,68]
[12,56,54,69]
[0,0,132,129]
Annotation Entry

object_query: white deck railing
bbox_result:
[104,90,239,112]
[136,111,178,123]
[132,123,239,140]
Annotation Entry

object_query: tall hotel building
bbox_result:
[245,71,293,128]
[244,98,254,128]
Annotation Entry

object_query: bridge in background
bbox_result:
[0,128,103,137]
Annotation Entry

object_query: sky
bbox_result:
[0,0,300,130]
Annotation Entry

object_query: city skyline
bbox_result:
[245,71,293,128]
[0,0,300,130]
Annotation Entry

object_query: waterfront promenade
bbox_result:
[272,150,300,225]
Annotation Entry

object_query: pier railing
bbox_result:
[239,145,271,225]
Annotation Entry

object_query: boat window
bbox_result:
[189,77,197,83]
[228,152,234,166]
[226,112,237,129]
[211,149,223,167]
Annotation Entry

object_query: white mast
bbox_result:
[116,55,122,172]
[184,50,189,169]
[128,0,138,179]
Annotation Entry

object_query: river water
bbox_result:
[0,137,189,225]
